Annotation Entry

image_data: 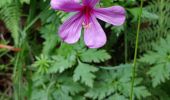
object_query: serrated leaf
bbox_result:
[79,49,111,63]
[34,76,84,100]
[52,89,72,100]
[97,64,150,99]
[85,82,115,100]
[40,24,60,55]
[61,79,85,95]
[50,76,84,100]
[140,35,170,87]
[108,93,127,100]
[57,43,75,58]
[139,51,161,64]
[31,89,48,100]
[48,56,75,73]
[134,86,151,99]
[147,63,170,87]
[73,62,98,87]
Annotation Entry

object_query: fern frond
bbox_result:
[0,0,12,8]
[0,4,20,45]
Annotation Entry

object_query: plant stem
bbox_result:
[13,45,25,100]
[124,24,128,63]
[13,13,39,100]
[130,0,144,100]
[26,0,37,25]
[158,0,164,37]
[12,5,48,99]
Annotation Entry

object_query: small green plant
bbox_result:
[32,55,52,74]
[0,0,170,99]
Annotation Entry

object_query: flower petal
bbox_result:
[94,6,126,26]
[73,0,80,2]
[82,0,99,7]
[84,15,106,48]
[50,0,82,12]
[59,13,84,44]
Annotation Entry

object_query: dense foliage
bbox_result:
[0,0,170,100]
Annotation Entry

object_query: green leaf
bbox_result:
[139,51,161,64]
[60,79,85,95]
[79,49,111,63]
[134,86,151,99]
[147,63,170,87]
[0,0,12,8]
[139,35,170,87]
[40,24,60,55]
[57,43,76,58]
[93,64,150,99]
[52,89,72,100]
[128,8,158,22]
[52,76,84,100]
[31,89,48,100]
[48,56,75,73]
[73,62,98,87]
[108,93,127,100]
[85,82,115,100]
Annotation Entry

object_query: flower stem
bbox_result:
[130,0,144,100]
[124,24,128,63]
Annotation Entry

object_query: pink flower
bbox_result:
[50,0,126,48]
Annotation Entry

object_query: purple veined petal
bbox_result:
[82,0,99,7]
[59,13,84,44]
[94,6,126,26]
[73,0,81,2]
[84,15,106,48]
[50,0,82,12]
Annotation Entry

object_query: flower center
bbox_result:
[81,5,92,28]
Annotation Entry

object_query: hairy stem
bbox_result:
[124,24,128,63]
[130,0,144,100]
